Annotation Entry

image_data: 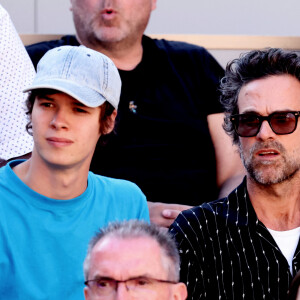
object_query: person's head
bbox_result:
[70,0,157,48]
[220,48,300,144]
[25,89,115,140]
[23,45,121,168]
[220,48,300,185]
[83,220,187,300]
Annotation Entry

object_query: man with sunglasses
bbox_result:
[170,48,300,299]
[83,220,187,300]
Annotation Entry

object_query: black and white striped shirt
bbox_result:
[169,179,300,300]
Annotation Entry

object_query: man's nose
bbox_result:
[256,120,276,141]
[50,109,68,129]
[114,282,132,300]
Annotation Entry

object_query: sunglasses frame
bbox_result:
[230,111,300,137]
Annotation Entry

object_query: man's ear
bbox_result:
[173,282,188,300]
[84,287,90,300]
[102,109,117,135]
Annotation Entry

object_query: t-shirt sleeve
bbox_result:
[136,192,150,223]
[100,177,150,224]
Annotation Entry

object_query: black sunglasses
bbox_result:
[230,111,300,137]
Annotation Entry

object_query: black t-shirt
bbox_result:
[26,35,224,205]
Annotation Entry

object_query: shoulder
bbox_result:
[0,160,23,178]
[89,172,146,199]
[0,164,7,184]
[0,5,11,22]
[146,35,206,52]
[90,172,141,189]
[26,35,79,69]
[171,195,244,246]
[25,35,79,52]
[0,161,22,207]
[171,198,229,232]
[170,180,248,241]
[88,172,149,222]
[145,35,217,62]
[143,35,224,80]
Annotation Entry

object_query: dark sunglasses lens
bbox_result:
[270,112,297,134]
[235,115,260,137]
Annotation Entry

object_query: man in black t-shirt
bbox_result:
[26,0,244,228]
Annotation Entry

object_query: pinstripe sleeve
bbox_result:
[170,207,209,300]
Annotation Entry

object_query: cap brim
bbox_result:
[23,79,107,108]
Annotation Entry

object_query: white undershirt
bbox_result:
[267,227,300,274]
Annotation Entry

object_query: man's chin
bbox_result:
[248,167,297,186]
[92,26,126,44]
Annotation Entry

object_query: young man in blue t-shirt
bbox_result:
[0,45,149,300]
[26,0,245,228]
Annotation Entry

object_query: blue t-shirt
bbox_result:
[0,160,149,300]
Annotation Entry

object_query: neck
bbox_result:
[247,175,300,230]
[78,35,144,70]
[13,156,89,200]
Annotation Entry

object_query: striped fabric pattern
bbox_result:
[169,179,300,300]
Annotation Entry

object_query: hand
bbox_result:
[147,202,192,228]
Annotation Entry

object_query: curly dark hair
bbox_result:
[25,88,116,145]
[220,48,300,144]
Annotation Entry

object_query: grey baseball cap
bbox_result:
[23,45,121,109]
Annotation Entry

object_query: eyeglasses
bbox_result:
[230,111,300,137]
[84,276,178,297]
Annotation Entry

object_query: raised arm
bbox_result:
[207,112,245,198]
